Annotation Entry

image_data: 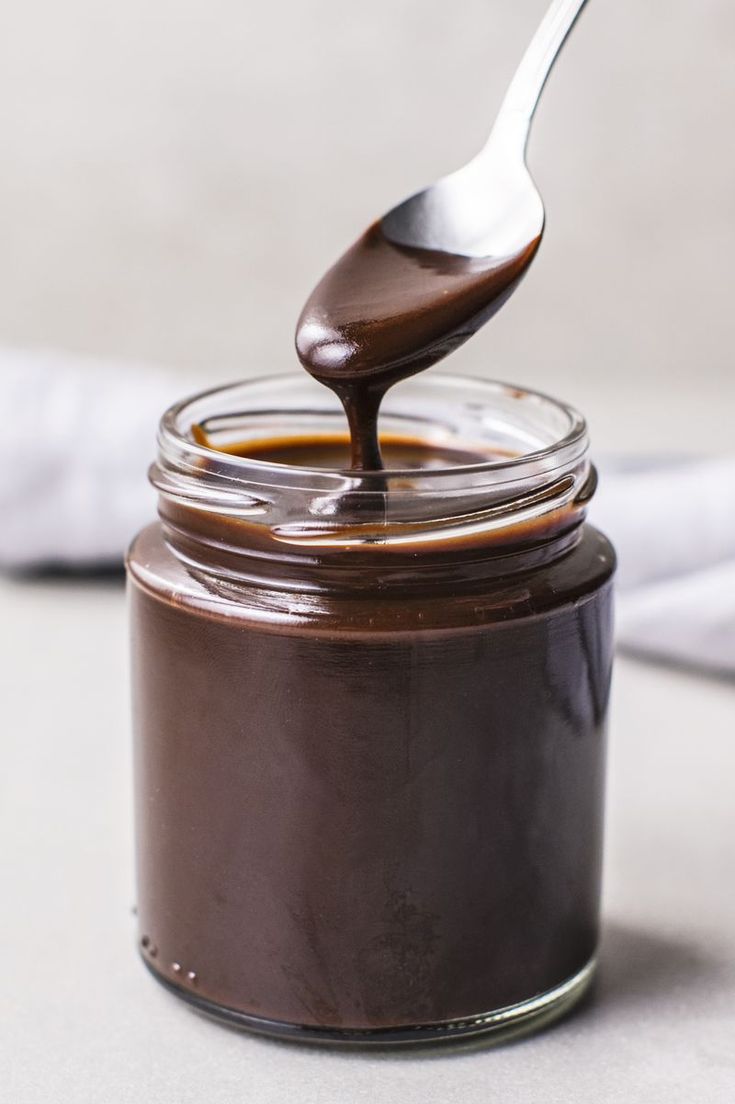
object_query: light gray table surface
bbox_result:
[1,572,733,1104]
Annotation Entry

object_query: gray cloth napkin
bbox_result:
[591,457,735,675]
[0,349,181,566]
[2,348,734,675]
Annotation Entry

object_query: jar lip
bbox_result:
[159,371,587,486]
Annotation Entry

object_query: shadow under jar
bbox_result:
[127,372,615,1045]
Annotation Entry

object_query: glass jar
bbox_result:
[127,372,615,1045]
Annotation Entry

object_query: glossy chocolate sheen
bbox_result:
[211,431,496,470]
[130,431,614,1031]
[296,223,540,469]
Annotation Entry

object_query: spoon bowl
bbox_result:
[381,126,545,261]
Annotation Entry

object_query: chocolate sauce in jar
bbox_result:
[128,376,615,1043]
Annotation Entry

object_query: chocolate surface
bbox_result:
[207,431,495,470]
[296,223,539,468]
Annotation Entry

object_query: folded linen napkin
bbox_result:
[591,457,735,675]
[2,348,734,674]
[0,348,183,568]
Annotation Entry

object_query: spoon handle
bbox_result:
[494,0,589,139]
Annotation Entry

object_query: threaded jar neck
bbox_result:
[151,372,593,592]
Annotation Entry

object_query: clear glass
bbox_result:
[156,372,589,524]
[141,372,594,593]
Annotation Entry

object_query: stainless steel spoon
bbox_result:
[296,0,591,470]
[381,0,590,259]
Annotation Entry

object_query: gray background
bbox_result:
[1,0,734,451]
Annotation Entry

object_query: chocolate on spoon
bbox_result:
[296,0,589,470]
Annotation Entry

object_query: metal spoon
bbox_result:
[296,0,591,470]
[381,0,590,259]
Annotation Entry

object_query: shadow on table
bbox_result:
[237,920,722,1062]
[3,562,125,585]
[618,643,735,685]
[594,920,721,1013]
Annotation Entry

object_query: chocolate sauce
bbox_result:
[195,430,497,471]
[130,449,614,1034]
[296,223,539,469]
[128,363,618,1039]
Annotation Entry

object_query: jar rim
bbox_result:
[153,372,593,567]
[158,371,587,492]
